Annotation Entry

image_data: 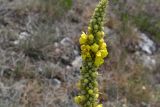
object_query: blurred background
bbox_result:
[0,0,160,107]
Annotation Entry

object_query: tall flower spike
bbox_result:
[75,0,109,107]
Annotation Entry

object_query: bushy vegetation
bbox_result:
[111,0,160,42]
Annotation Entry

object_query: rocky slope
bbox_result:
[0,0,160,107]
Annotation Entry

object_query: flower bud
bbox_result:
[79,32,87,44]
[99,38,104,45]
[91,72,99,77]
[94,24,99,31]
[93,81,98,87]
[84,79,89,83]
[88,34,94,41]
[88,27,92,33]
[97,31,104,38]
[98,17,102,22]
[92,18,97,24]
[99,8,103,12]
[74,95,86,104]
[86,101,91,106]
[91,43,99,53]
[88,89,94,95]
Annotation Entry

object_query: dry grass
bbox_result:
[0,0,159,107]
[5,0,72,21]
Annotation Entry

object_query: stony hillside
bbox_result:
[0,0,159,107]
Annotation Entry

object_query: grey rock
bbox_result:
[13,32,30,45]
[60,37,73,47]
[61,55,71,65]
[13,40,19,45]
[51,78,61,89]
[72,56,82,69]
[73,50,79,56]
[136,52,156,70]
[104,27,113,35]
[19,32,30,40]
[139,33,156,55]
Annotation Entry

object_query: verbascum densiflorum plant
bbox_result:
[74,0,109,107]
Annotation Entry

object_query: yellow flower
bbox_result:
[81,45,91,57]
[94,57,104,67]
[81,45,90,53]
[96,51,102,58]
[100,42,107,50]
[79,95,85,101]
[74,96,85,104]
[100,49,108,58]
[82,51,91,58]
[86,45,91,51]
[79,32,87,44]
[101,31,105,37]
[94,50,106,66]
[99,38,104,45]
[81,45,86,51]
[91,43,99,53]
[95,94,99,98]
[96,104,103,107]
[74,96,81,104]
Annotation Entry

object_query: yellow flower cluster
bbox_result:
[79,31,108,67]
[75,0,108,107]
[74,96,102,107]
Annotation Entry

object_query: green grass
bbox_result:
[111,0,160,43]
[131,12,160,42]
[120,11,160,43]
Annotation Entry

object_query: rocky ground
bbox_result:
[0,0,160,107]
